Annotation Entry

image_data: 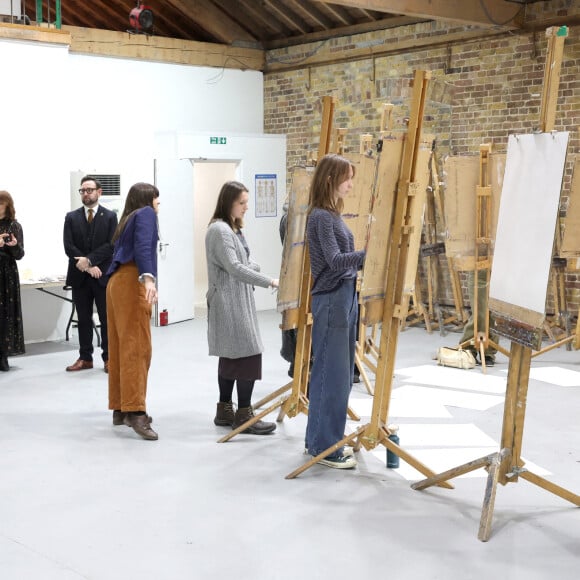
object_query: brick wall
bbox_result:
[264,2,580,320]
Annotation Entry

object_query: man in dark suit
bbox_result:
[63,176,118,372]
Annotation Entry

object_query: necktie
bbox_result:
[87,209,94,224]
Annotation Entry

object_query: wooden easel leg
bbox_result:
[519,470,580,505]
[277,392,308,422]
[217,399,283,443]
[478,449,508,542]
[381,427,454,489]
[411,452,495,491]
[253,382,293,410]
[531,334,574,358]
[346,406,360,421]
[355,351,374,395]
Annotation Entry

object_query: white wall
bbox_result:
[0,37,265,342]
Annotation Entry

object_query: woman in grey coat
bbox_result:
[205,181,279,434]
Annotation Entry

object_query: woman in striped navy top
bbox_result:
[305,154,365,469]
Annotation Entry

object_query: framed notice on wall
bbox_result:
[255,174,277,218]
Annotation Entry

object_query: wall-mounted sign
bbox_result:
[209,136,227,145]
[255,174,277,218]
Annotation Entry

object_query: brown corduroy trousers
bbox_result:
[107,262,152,412]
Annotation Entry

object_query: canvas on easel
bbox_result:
[277,166,313,315]
[560,155,580,259]
[342,153,376,252]
[490,132,569,346]
[443,153,505,270]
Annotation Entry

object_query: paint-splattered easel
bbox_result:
[411,27,579,542]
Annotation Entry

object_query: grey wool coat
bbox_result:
[205,220,272,359]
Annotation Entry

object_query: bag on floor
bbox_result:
[436,346,476,370]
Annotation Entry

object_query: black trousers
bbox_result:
[72,279,108,361]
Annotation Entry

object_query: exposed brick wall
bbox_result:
[264,1,580,322]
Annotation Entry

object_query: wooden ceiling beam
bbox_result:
[314,0,523,29]
[285,0,336,29]
[263,15,427,50]
[316,2,355,26]
[236,0,292,37]
[167,0,257,44]
[64,25,265,70]
[263,0,311,35]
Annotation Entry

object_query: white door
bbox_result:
[154,158,195,325]
[193,161,238,312]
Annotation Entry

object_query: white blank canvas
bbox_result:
[490,132,569,315]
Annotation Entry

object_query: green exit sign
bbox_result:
[210,136,227,145]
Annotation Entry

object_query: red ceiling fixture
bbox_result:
[129,1,154,34]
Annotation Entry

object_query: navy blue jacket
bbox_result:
[107,206,158,278]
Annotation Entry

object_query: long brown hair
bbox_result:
[308,154,355,214]
[112,182,159,243]
[0,190,16,220]
[209,181,248,231]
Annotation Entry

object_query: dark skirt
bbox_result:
[0,255,25,356]
[218,354,262,381]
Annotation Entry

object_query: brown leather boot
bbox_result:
[113,410,153,426]
[214,401,235,426]
[124,413,158,440]
[232,407,276,435]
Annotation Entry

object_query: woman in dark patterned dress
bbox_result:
[0,191,25,371]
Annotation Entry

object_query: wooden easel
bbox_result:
[531,25,575,358]
[421,146,466,334]
[459,144,510,371]
[218,96,361,443]
[353,106,395,397]
[412,27,579,542]
[286,71,453,489]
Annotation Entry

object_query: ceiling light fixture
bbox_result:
[129,1,154,34]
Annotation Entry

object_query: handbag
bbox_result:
[436,346,476,370]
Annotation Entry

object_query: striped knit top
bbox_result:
[307,207,365,295]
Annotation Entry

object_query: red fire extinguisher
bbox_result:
[160,309,168,326]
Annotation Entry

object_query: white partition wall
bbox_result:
[0,37,264,342]
[154,131,287,324]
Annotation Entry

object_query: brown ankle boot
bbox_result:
[214,402,235,426]
[124,413,158,440]
[232,407,276,435]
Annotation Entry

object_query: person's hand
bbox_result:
[143,278,158,304]
[0,233,16,247]
[87,266,102,279]
[75,256,90,272]
[271,278,279,288]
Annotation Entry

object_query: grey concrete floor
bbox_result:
[0,310,579,579]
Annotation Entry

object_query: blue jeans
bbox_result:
[306,278,358,458]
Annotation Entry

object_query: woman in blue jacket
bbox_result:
[106,183,160,441]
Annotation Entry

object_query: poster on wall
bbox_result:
[255,174,277,218]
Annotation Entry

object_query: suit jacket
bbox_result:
[63,205,118,288]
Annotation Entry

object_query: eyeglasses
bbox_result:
[79,187,98,194]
